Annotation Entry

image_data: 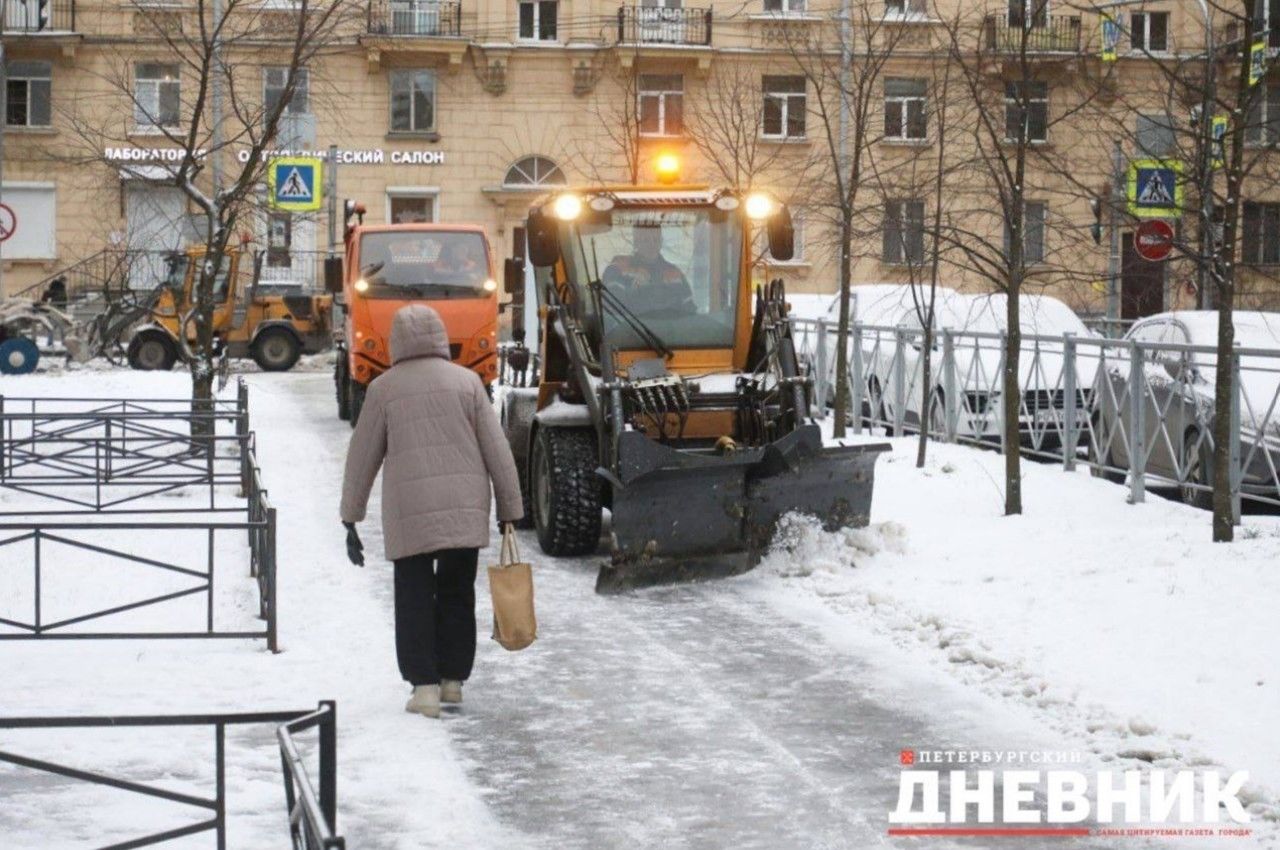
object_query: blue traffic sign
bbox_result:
[269,156,323,212]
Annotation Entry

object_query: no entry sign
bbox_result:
[0,203,15,243]
[1134,219,1174,262]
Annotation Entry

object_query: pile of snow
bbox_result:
[745,433,1280,834]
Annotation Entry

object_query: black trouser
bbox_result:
[392,548,479,687]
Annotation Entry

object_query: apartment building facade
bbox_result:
[3,0,1280,320]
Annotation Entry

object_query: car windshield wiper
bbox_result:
[589,279,674,359]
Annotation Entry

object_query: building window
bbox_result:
[1007,0,1048,28]
[638,74,683,137]
[1243,202,1280,265]
[0,183,55,259]
[264,67,310,117]
[390,70,436,133]
[883,199,925,265]
[388,193,437,223]
[1245,83,1280,145]
[503,155,566,187]
[5,61,51,128]
[762,76,806,140]
[884,78,927,141]
[1129,11,1169,52]
[764,0,806,14]
[1004,201,1046,264]
[1004,81,1048,143]
[1255,0,1280,49]
[518,0,558,40]
[134,63,181,131]
[884,0,925,16]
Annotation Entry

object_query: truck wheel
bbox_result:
[252,328,301,372]
[531,427,602,556]
[349,379,367,428]
[335,356,351,421]
[127,331,177,371]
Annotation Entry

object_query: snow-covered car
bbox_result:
[865,292,1099,448]
[1092,310,1280,506]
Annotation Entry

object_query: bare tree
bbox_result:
[62,0,354,420]
[784,1,910,440]
[1072,1,1280,540]
[935,2,1100,514]
[685,63,788,190]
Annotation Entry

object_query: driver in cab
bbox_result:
[602,225,694,314]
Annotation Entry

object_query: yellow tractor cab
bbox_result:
[499,159,890,591]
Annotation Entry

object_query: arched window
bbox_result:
[503,155,566,188]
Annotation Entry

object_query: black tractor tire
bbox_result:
[251,327,301,372]
[348,379,367,428]
[531,426,602,557]
[127,331,177,371]
[335,356,351,421]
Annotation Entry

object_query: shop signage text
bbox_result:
[103,147,444,166]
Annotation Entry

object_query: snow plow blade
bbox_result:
[595,425,890,593]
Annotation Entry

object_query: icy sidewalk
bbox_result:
[760,430,1280,833]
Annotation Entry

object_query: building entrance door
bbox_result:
[1120,231,1165,320]
[126,185,188,289]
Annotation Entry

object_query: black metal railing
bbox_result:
[12,248,147,302]
[982,14,1082,54]
[3,0,75,32]
[0,383,279,650]
[0,389,249,515]
[368,0,463,37]
[279,703,345,849]
[617,5,712,46]
[0,703,341,850]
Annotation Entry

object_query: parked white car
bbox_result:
[862,292,1099,448]
[1093,310,1280,506]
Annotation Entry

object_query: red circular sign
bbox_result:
[0,203,15,243]
[1134,219,1174,262]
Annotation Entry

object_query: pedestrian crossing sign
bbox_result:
[1126,158,1183,219]
[269,156,323,212]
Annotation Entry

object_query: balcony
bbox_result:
[368,0,462,37]
[4,0,75,33]
[617,6,712,47]
[982,14,1081,55]
[364,0,467,71]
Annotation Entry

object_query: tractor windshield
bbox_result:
[358,231,490,298]
[561,206,743,350]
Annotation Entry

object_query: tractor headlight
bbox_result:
[745,193,775,220]
[553,193,583,221]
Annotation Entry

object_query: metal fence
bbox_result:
[791,318,1280,520]
[0,702,342,849]
[0,383,279,649]
[617,5,712,46]
[368,0,463,36]
[0,391,249,515]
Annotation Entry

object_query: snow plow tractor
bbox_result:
[127,247,332,372]
[500,176,890,592]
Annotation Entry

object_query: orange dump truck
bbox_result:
[331,205,500,424]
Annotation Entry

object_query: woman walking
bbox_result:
[340,304,523,718]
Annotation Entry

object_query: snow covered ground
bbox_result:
[0,363,1276,848]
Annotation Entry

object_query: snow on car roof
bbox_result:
[945,293,1090,335]
[1147,310,1280,349]
[786,285,959,326]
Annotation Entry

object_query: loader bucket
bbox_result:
[595,425,890,593]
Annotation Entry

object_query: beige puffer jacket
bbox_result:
[340,305,523,560]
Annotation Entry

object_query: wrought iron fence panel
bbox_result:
[790,317,1280,515]
[0,704,341,850]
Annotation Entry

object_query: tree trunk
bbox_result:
[832,217,853,439]
[1003,287,1022,515]
[916,323,933,468]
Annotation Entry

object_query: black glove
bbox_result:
[343,521,364,567]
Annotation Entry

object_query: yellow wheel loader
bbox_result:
[499,168,890,592]
[126,247,333,372]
